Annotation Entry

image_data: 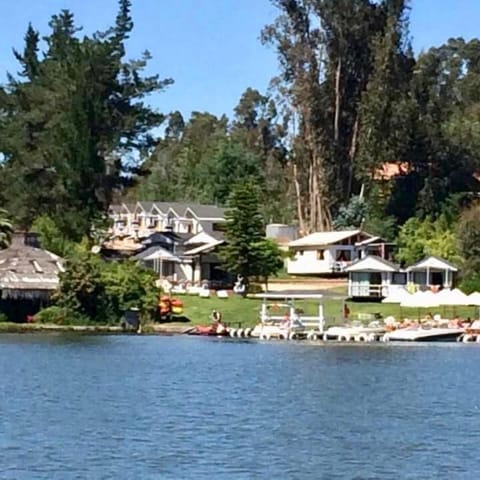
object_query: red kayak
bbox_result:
[190,324,229,336]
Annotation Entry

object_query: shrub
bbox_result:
[460,274,480,295]
[56,250,159,323]
[0,311,8,323]
[456,203,480,278]
[34,306,88,325]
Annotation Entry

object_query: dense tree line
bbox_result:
[1,0,480,288]
[0,0,172,240]
[135,1,480,236]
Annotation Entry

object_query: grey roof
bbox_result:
[345,255,400,273]
[187,204,226,219]
[167,202,190,217]
[136,201,155,212]
[210,231,225,241]
[406,256,458,272]
[111,201,226,219]
[0,237,64,298]
[109,205,123,214]
[121,203,136,213]
[141,232,178,246]
[151,202,171,214]
[134,245,181,262]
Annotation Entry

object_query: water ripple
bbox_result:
[1,335,480,479]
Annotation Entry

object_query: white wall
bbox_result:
[287,245,356,275]
[287,248,333,274]
[348,272,408,297]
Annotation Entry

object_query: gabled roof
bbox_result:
[151,202,171,215]
[184,231,218,245]
[110,201,226,220]
[167,203,189,218]
[120,203,136,214]
[289,230,366,248]
[141,232,178,246]
[134,245,181,262]
[135,201,155,213]
[186,205,226,220]
[345,255,399,273]
[183,240,224,256]
[406,256,458,272]
[355,236,390,247]
[109,205,123,214]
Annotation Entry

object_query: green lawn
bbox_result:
[172,294,479,328]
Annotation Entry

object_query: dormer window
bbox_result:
[31,260,43,273]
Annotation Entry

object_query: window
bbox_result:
[316,249,325,260]
[213,222,226,232]
[392,272,406,285]
[31,260,43,273]
[413,272,427,285]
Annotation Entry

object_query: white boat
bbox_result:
[323,324,385,342]
[383,327,464,342]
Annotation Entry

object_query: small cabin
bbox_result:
[346,254,459,300]
[346,256,405,299]
[406,256,457,291]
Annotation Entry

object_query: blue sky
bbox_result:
[0,0,479,120]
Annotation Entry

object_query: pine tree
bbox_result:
[219,183,265,283]
[0,0,173,240]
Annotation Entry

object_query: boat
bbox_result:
[382,326,464,342]
[189,325,230,336]
[188,310,229,336]
[323,323,385,342]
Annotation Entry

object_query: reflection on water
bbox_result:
[1,335,480,479]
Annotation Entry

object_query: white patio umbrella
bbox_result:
[468,292,480,306]
[468,292,480,319]
[400,290,440,309]
[437,288,470,306]
[382,288,411,304]
[435,288,470,319]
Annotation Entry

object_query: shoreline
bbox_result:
[0,322,191,336]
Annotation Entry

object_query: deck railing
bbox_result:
[349,284,386,298]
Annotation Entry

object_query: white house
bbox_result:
[107,201,227,284]
[346,255,405,299]
[108,201,225,238]
[286,230,391,275]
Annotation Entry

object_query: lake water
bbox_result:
[1,335,479,479]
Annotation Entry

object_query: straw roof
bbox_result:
[0,236,64,300]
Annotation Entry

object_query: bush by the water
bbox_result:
[0,311,8,323]
[54,249,159,323]
[34,306,88,325]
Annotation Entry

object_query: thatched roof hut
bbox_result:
[0,233,65,301]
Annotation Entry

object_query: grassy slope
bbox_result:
[175,294,478,328]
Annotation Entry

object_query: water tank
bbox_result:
[265,224,298,244]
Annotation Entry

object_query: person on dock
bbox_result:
[211,310,226,334]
